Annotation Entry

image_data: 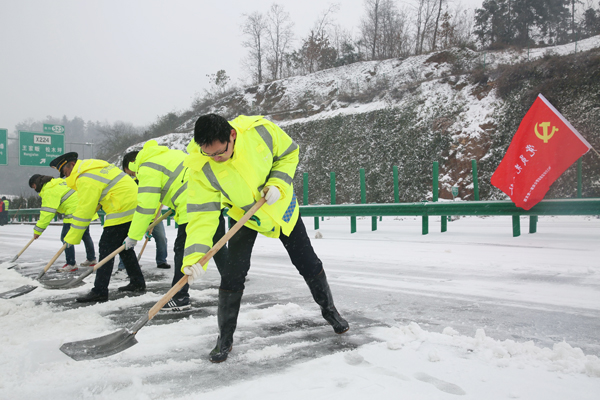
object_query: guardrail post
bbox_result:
[303,172,318,229]
[393,166,399,203]
[529,215,538,233]
[512,215,520,237]
[472,159,480,201]
[577,158,582,198]
[360,168,377,231]
[303,173,309,205]
[360,168,366,204]
[422,214,429,235]
[330,172,336,205]
[433,161,447,233]
[351,217,356,233]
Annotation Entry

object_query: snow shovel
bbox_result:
[40,244,125,289]
[11,237,36,263]
[35,243,68,280]
[0,284,38,299]
[60,198,266,361]
[42,209,174,290]
[0,239,55,299]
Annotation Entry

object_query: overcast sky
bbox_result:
[0,0,483,136]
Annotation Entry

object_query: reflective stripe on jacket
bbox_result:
[127,140,189,241]
[34,178,78,235]
[182,115,299,268]
[64,159,138,244]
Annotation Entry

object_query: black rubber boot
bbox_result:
[304,270,349,334]
[209,289,243,363]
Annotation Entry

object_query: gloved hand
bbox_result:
[262,186,281,205]
[123,237,138,250]
[62,241,73,249]
[182,262,207,284]
[145,231,153,241]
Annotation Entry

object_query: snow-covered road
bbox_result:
[0,215,599,399]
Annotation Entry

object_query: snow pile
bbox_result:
[376,322,600,378]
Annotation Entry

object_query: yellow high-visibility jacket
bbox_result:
[127,140,189,241]
[64,159,138,244]
[34,178,78,235]
[182,115,300,268]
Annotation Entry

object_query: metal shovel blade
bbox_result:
[39,267,93,289]
[40,278,86,289]
[60,315,149,361]
[0,285,38,299]
[60,328,139,361]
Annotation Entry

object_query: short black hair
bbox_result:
[193,114,233,146]
[29,174,42,188]
[122,151,139,171]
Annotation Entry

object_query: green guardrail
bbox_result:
[6,158,597,237]
[298,198,600,237]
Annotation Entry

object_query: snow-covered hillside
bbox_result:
[128,35,600,204]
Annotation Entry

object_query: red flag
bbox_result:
[491,94,591,210]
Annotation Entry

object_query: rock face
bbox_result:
[164,37,600,204]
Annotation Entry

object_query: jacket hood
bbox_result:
[38,178,63,195]
[229,115,264,133]
[65,159,110,189]
[129,140,170,173]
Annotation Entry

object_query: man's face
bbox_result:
[200,129,236,162]
[124,167,136,178]
[62,161,75,177]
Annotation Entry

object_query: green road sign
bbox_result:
[0,129,7,166]
[43,124,65,134]
[19,131,65,167]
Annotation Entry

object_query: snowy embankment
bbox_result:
[0,215,599,399]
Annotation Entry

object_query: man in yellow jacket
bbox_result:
[122,140,228,311]
[183,114,349,363]
[50,152,146,303]
[28,174,97,271]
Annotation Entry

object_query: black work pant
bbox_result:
[173,212,228,299]
[220,215,323,292]
[93,221,145,296]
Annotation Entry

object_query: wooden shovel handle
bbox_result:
[137,239,149,261]
[147,198,267,319]
[15,237,35,259]
[42,243,68,273]
[92,209,174,270]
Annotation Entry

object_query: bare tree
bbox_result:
[431,0,444,51]
[379,2,410,58]
[96,122,144,161]
[360,0,407,60]
[242,12,268,84]
[414,0,438,55]
[266,3,295,81]
[294,4,340,74]
[361,0,381,60]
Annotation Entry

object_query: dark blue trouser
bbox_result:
[61,223,96,265]
[173,212,228,299]
[93,222,145,296]
[220,215,322,292]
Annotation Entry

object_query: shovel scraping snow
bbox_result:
[60,198,266,361]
